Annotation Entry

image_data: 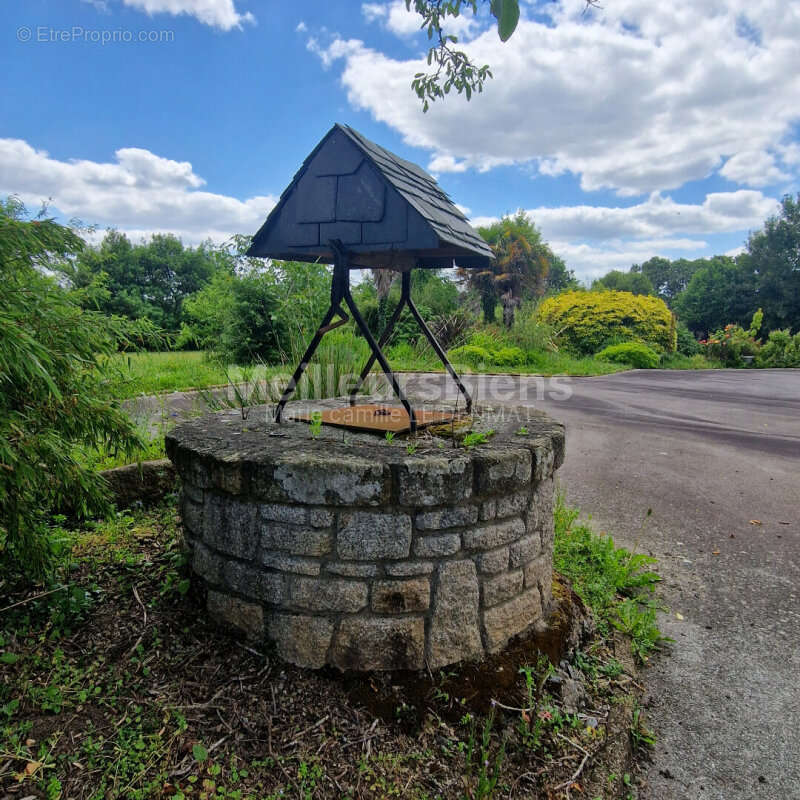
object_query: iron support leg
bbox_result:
[348,291,406,405]
[343,289,417,431]
[274,304,340,423]
[406,295,473,412]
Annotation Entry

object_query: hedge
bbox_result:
[539,290,677,354]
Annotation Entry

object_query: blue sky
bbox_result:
[2,0,798,280]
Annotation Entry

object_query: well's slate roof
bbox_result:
[337,125,493,262]
[247,123,492,269]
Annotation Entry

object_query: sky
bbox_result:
[2,0,799,282]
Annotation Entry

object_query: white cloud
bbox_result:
[121,0,254,31]
[0,139,275,244]
[470,190,778,279]
[311,0,800,195]
[362,0,479,39]
[295,21,307,33]
[720,150,789,187]
[472,191,780,241]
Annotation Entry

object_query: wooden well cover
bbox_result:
[290,404,455,434]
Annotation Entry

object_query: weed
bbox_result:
[553,494,668,661]
[384,431,395,444]
[406,442,418,455]
[515,426,529,436]
[631,705,656,751]
[463,709,505,800]
[462,429,495,449]
[309,411,323,439]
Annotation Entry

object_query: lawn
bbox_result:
[0,496,663,800]
[108,348,630,402]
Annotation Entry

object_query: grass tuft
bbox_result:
[553,494,669,662]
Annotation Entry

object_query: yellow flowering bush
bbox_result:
[538,290,677,354]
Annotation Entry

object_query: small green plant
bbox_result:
[515,426,529,436]
[516,654,554,749]
[596,341,660,369]
[463,709,505,799]
[406,442,418,455]
[309,411,323,439]
[631,705,656,751]
[462,429,495,449]
[554,494,668,661]
[384,431,395,443]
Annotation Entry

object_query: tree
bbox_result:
[631,256,704,306]
[65,230,218,335]
[745,193,800,332]
[545,254,579,294]
[674,256,756,336]
[592,269,654,296]
[462,211,557,326]
[0,198,151,581]
[410,0,597,110]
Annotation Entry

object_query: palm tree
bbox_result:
[459,211,554,327]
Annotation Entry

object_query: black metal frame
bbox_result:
[274,241,472,432]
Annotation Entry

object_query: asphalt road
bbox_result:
[404,369,800,800]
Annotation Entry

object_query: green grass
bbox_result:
[106,351,230,398]
[553,495,669,662]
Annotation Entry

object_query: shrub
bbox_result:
[428,308,474,351]
[0,199,151,581]
[447,341,525,369]
[539,290,676,355]
[676,322,701,356]
[219,273,287,365]
[756,329,800,368]
[492,346,526,367]
[466,329,511,350]
[596,342,660,369]
[447,344,492,368]
[701,310,762,367]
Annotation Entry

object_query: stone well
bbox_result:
[165,400,564,671]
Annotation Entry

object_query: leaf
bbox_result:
[675,612,684,620]
[24,760,43,776]
[192,742,208,763]
[749,519,762,525]
[491,0,520,42]
[0,653,20,664]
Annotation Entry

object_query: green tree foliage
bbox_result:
[592,269,655,296]
[179,237,330,365]
[65,230,219,335]
[744,193,800,332]
[463,212,559,327]
[674,255,756,336]
[545,255,579,294]
[219,272,288,365]
[631,256,704,305]
[0,198,150,581]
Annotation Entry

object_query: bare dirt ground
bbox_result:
[406,368,800,800]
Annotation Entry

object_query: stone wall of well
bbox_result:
[167,404,563,671]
